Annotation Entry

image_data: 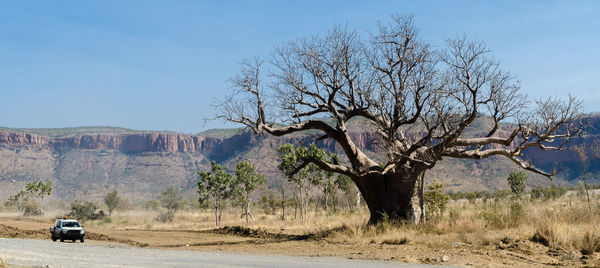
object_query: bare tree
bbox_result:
[216,15,583,224]
[574,145,592,209]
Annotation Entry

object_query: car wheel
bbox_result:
[80,237,85,243]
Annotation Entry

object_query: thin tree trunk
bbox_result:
[245,201,249,224]
[215,206,219,227]
[294,198,297,219]
[355,188,361,210]
[280,189,286,221]
[40,196,44,216]
[583,160,591,209]
[324,194,329,217]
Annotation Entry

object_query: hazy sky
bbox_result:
[1,1,598,133]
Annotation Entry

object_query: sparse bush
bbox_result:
[479,201,525,229]
[116,197,132,212]
[144,199,160,211]
[157,187,182,222]
[23,200,42,216]
[155,210,175,223]
[509,201,525,222]
[424,180,449,219]
[98,216,113,225]
[161,187,183,213]
[68,200,101,220]
[104,190,120,215]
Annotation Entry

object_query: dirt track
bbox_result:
[0,238,442,268]
[1,217,598,267]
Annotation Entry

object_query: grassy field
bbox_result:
[1,191,600,267]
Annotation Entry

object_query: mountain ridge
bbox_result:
[0,114,598,203]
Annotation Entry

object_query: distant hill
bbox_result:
[0,126,143,137]
[0,115,598,203]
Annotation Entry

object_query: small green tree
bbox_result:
[4,190,30,211]
[198,161,234,226]
[25,180,52,215]
[507,171,527,198]
[233,161,265,223]
[104,190,120,216]
[277,143,328,222]
[424,180,449,219]
[319,153,340,217]
[68,200,99,220]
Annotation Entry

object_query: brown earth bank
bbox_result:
[1,217,598,267]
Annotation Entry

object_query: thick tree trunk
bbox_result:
[355,169,426,225]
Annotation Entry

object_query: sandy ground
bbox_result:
[0,217,598,267]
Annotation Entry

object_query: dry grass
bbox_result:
[3,192,599,261]
[0,257,7,268]
[581,230,600,255]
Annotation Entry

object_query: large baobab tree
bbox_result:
[216,15,583,224]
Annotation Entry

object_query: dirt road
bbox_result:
[0,238,446,268]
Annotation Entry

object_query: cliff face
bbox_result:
[0,131,50,146]
[55,133,204,153]
[0,131,205,153]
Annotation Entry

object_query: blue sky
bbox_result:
[1,1,598,133]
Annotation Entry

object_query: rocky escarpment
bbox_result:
[0,131,51,146]
[54,133,204,153]
[0,131,205,153]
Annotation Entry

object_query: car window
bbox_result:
[62,221,80,228]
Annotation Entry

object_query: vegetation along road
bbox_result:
[0,238,451,268]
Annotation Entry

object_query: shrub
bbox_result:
[116,197,132,212]
[161,187,183,213]
[155,210,175,223]
[424,180,449,219]
[104,190,120,216]
[509,201,525,222]
[23,200,41,216]
[98,216,113,225]
[68,200,100,220]
[144,200,161,211]
[478,201,525,229]
[530,184,567,201]
[507,171,527,197]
